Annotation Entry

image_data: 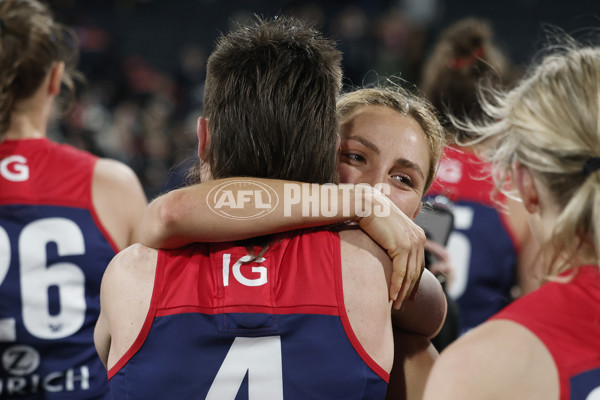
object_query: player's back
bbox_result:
[0,138,116,399]
[108,228,393,399]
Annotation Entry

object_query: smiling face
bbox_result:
[338,105,431,219]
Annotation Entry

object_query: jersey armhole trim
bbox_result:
[333,232,390,383]
[107,249,165,380]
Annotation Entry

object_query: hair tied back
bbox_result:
[449,47,484,70]
[583,157,600,179]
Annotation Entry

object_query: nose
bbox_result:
[361,168,387,187]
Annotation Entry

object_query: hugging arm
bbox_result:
[138,178,427,308]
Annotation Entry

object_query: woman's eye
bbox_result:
[392,174,414,187]
[342,153,365,163]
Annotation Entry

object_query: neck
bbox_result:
[4,96,52,140]
[4,114,47,140]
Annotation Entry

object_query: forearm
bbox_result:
[138,178,371,249]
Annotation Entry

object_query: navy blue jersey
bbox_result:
[109,230,389,399]
[0,139,116,399]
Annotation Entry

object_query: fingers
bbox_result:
[404,243,420,306]
[429,261,451,277]
[409,243,425,301]
[392,228,426,310]
[424,239,450,261]
[390,252,409,307]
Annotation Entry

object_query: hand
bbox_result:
[424,239,455,288]
[356,187,426,310]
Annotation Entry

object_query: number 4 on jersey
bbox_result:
[206,336,283,399]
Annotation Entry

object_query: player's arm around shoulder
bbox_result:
[339,227,394,373]
[423,319,559,400]
[95,243,158,370]
[92,158,148,250]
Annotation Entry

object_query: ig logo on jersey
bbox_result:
[222,254,267,287]
[0,155,29,182]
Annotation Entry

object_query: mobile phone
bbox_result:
[414,203,454,246]
[414,203,455,284]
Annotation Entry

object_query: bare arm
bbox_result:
[94,244,157,370]
[391,269,447,338]
[94,309,111,370]
[93,158,148,250]
[138,179,352,247]
[139,179,427,308]
[423,320,558,400]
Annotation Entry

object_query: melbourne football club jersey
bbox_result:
[492,266,600,399]
[427,146,518,333]
[109,230,389,399]
[0,138,116,399]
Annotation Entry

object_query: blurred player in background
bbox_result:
[425,38,600,400]
[0,0,146,398]
[421,17,540,339]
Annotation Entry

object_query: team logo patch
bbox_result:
[436,158,462,184]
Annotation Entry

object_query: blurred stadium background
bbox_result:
[46,0,599,198]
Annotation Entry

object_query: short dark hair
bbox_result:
[202,16,342,184]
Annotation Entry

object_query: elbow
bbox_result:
[423,271,448,339]
[428,285,448,339]
[390,269,448,338]
[138,192,184,248]
[156,193,181,233]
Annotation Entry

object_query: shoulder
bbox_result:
[424,320,558,399]
[93,158,144,189]
[338,227,391,277]
[338,226,389,262]
[102,244,158,300]
[92,159,147,249]
[36,140,96,172]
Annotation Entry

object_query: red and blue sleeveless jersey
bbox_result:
[108,230,389,399]
[427,146,518,333]
[0,138,117,399]
[491,265,600,399]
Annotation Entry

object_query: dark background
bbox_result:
[46,0,600,197]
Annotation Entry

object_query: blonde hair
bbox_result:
[337,83,445,195]
[455,43,600,275]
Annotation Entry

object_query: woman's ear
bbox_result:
[512,162,539,214]
[197,117,210,162]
